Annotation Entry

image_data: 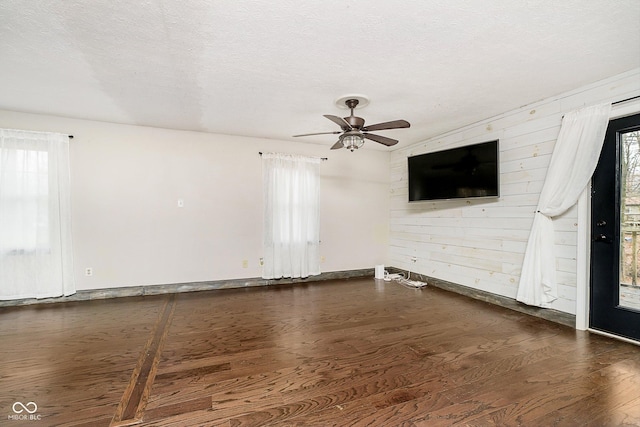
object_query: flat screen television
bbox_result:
[408,140,499,202]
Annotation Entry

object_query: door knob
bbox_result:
[594,234,612,243]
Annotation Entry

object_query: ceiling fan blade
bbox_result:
[330,140,344,150]
[362,119,410,132]
[293,131,342,137]
[363,133,398,147]
[324,115,352,130]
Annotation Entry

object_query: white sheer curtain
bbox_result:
[262,152,321,279]
[516,103,611,307]
[0,129,75,299]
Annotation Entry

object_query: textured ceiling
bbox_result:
[1,0,639,150]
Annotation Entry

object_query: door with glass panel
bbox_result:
[590,113,640,341]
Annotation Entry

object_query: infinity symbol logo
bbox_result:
[12,401,38,414]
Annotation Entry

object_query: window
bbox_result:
[262,153,321,279]
[0,148,50,255]
[0,129,75,300]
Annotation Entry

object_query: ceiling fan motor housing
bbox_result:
[345,116,365,129]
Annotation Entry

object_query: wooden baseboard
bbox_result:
[386,267,576,328]
[0,267,577,329]
[0,268,374,307]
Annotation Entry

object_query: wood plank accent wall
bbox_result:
[389,69,640,315]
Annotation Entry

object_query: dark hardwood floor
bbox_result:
[1,278,639,426]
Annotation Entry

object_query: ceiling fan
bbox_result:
[293,98,410,151]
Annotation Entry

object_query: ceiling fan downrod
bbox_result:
[344,99,365,129]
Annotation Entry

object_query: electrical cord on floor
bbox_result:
[383,270,428,289]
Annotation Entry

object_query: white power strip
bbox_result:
[383,271,428,289]
[397,278,428,289]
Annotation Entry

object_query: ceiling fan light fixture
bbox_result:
[293,96,408,151]
[342,133,365,152]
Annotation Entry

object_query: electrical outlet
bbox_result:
[321,256,326,263]
[242,259,248,268]
[177,199,184,208]
[411,256,417,263]
[85,267,93,277]
[259,257,264,266]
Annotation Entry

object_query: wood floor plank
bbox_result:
[0,296,166,426]
[111,295,176,425]
[528,358,640,426]
[2,278,639,426]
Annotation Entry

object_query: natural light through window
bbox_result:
[0,148,50,254]
[262,153,321,279]
[0,129,75,300]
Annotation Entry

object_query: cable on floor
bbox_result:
[382,270,428,289]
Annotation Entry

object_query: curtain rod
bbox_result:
[258,152,327,161]
[561,95,640,119]
[612,95,640,105]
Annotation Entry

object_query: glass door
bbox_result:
[620,128,640,311]
[590,113,640,341]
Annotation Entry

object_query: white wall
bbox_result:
[3,69,638,306]
[0,111,390,291]
[389,68,640,315]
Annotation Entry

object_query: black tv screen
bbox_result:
[408,140,499,202]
